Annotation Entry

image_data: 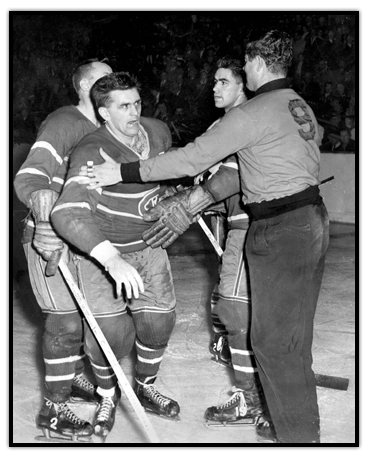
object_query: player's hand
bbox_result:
[142,198,193,249]
[104,254,145,299]
[33,222,64,261]
[79,148,121,189]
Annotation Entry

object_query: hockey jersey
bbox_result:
[51,117,172,256]
[14,105,98,243]
[202,118,249,231]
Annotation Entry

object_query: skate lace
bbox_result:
[219,390,247,416]
[73,374,94,393]
[144,385,171,407]
[59,403,85,425]
[96,397,114,422]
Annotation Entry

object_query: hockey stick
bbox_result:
[197,216,349,391]
[57,258,160,443]
[198,217,223,257]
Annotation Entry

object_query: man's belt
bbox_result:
[246,185,322,221]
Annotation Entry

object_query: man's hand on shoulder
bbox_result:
[79,148,122,189]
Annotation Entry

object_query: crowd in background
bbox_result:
[13,13,356,151]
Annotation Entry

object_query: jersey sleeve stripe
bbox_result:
[228,214,249,222]
[52,177,64,185]
[64,176,102,195]
[52,202,92,214]
[32,141,63,165]
[16,168,51,183]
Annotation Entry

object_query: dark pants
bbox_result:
[246,203,329,443]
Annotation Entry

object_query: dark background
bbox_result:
[12,12,356,149]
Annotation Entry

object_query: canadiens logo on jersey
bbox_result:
[138,189,161,216]
[102,185,162,219]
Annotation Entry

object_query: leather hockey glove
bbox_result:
[142,185,215,249]
[29,189,64,274]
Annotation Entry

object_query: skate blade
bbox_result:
[256,437,278,443]
[210,356,232,368]
[206,417,255,427]
[35,428,93,443]
[145,409,181,422]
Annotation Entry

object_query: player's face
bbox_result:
[88,62,113,87]
[101,88,142,142]
[213,68,245,112]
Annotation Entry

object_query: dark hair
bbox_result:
[91,72,140,110]
[72,58,109,93]
[245,30,293,75]
[216,56,247,91]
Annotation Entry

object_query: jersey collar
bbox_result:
[255,78,289,97]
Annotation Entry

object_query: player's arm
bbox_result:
[14,118,78,266]
[51,144,144,299]
[79,107,255,188]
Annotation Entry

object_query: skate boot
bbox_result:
[134,377,180,420]
[209,332,232,367]
[94,386,121,440]
[205,387,264,427]
[70,374,99,404]
[36,397,93,443]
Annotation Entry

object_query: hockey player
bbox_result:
[79,57,266,427]
[13,59,130,442]
[200,58,265,425]
[176,57,265,424]
[78,31,329,444]
[51,72,180,436]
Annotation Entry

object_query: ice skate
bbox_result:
[94,386,120,440]
[205,387,264,427]
[70,374,99,404]
[35,397,93,443]
[209,332,232,367]
[135,377,180,420]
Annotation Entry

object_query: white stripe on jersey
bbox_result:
[64,176,102,194]
[227,214,249,222]
[16,168,51,183]
[112,240,144,247]
[52,202,92,214]
[103,185,160,199]
[52,177,64,185]
[31,141,63,165]
[97,204,143,220]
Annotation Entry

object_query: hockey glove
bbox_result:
[142,185,215,249]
